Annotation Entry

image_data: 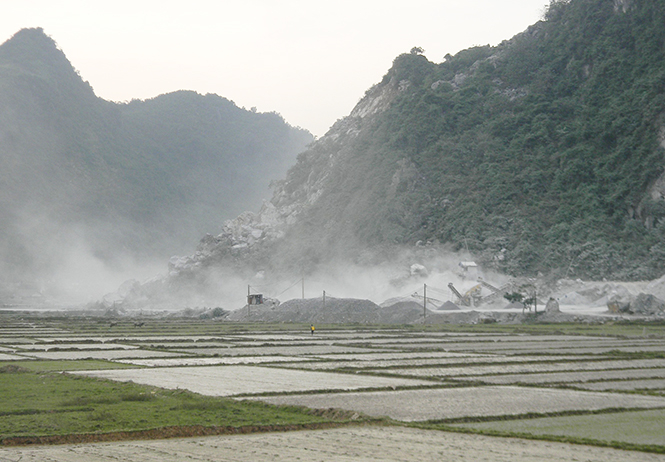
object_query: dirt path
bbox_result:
[1,426,663,462]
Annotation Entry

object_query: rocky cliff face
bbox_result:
[168,74,409,279]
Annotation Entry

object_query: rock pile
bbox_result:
[227,297,433,324]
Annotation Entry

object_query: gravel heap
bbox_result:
[227,297,431,324]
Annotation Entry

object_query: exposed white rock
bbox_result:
[614,0,631,13]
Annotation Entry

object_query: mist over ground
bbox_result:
[114,242,509,313]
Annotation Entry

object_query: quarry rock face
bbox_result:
[164,72,407,281]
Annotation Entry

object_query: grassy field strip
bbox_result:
[494,345,665,355]
[450,408,665,447]
[364,359,665,378]
[307,351,491,361]
[327,336,539,345]
[9,343,139,351]
[28,336,232,343]
[388,339,665,352]
[224,333,350,341]
[573,379,665,391]
[165,345,389,356]
[0,329,64,334]
[273,355,597,371]
[224,341,341,347]
[0,368,344,441]
[18,349,190,360]
[113,356,312,367]
[125,341,236,349]
[0,359,140,371]
[314,331,512,338]
[318,332,485,338]
[71,365,432,396]
[0,337,36,344]
[252,386,665,421]
[455,368,665,384]
[342,334,609,344]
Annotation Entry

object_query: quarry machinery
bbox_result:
[411,292,443,309]
[477,277,516,305]
[448,283,482,307]
[448,278,515,307]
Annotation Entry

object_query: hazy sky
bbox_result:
[1,0,550,136]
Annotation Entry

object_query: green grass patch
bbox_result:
[0,368,345,440]
[5,313,665,338]
[448,408,665,447]
[0,360,138,372]
[416,321,665,338]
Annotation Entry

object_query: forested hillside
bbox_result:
[0,28,312,286]
[173,0,665,285]
[278,0,665,280]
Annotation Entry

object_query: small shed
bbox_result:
[458,261,478,279]
[247,294,264,305]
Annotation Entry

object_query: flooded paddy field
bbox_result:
[252,386,665,420]
[3,426,664,462]
[275,354,595,371]
[456,367,665,385]
[368,358,665,378]
[73,365,431,396]
[3,315,665,458]
[9,342,139,350]
[15,349,188,360]
[115,355,311,367]
[576,378,665,391]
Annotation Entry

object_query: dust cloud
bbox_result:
[121,243,511,313]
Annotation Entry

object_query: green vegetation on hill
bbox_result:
[273,0,665,280]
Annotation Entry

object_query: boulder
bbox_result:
[630,293,665,315]
[545,297,560,313]
[606,288,635,313]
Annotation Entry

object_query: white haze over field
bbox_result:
[1,0,550,137]
[45,241,164,305]
[155,247,511,312]
[6,209,165,305]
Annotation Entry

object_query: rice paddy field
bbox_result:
[2,313,665,460]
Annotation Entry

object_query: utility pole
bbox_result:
[423,283,427,321]
[302,278,305,299]
[247,285,251,317]
[323,290,326,310]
